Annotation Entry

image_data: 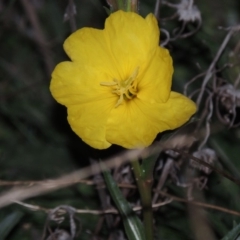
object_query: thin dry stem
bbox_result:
[0,133,199,208]
[152,158,174,203]
[198,92,214,150]
[160,28,170,46]
[0,179,94,186]
[65,0,77,32]
[20,0,54,76]
[13,198,172,215]
[196,26,240,106]
[13,190,240,217]
[154,0,161,17]
[0,130,239,209]
[0,148,144,208]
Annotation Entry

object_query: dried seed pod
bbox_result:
[46,229,72,240]
[176,0,201,22]
[43,206,81,240]
[191,148,217,174]
[216,84,240,127]
[163,0,201,22]
[162,0,202,40]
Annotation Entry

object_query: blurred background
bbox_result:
[0,0,240,239]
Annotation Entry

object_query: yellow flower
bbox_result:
[50,10,196,149]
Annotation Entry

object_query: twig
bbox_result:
[196,25,240,106]
[184,71,207,96]
[152,158,174,203]
[20,0,54,76]
[160,28,170,47]
[176,149,240,186]
[0,148,144,208]
[184,63,233,97]
[65,0,77,32]
[234,72,240,88]
[13,190,240,217]
[0,132,200,208]
[1,131,240,208]
[0,179,94,186]
[159,191,240,217]
[90,158,114,228]
[154,0,161,17]
[13,199,172,215]
[198,92,213,150]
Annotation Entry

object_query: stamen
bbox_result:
[100,68,139,107]
[100,80,118,86]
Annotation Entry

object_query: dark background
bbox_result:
[0,0,240,239]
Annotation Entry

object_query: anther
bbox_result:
[100,68,139,107]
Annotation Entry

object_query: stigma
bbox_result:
[100,68,139,107]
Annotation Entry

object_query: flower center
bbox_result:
[100,68,139,107]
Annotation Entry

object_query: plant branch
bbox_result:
[131,160,154,240]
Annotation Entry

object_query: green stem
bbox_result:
[126,0,138,12]
[131,160,154,240]
[117,0,124,10]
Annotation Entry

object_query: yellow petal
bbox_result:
[153,91,197,131]
[106,92,196,149]
[137,47,173,104]
[106,100,159,149]
[67,99,115,149]
[50,61,117,149]
[63,28,119,79]
[104,11,160,80]
[50,61,116,105]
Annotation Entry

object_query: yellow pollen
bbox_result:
[100,68,139,107]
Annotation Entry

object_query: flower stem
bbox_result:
[126,0,138,12]
[131,160,154,240]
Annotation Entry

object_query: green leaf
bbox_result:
[0,211,24,239]
[102,164,145,240]
[222,223,240,240]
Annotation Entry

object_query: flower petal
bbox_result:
[106,92,196,149]
[67,99,115,149]
[137,47,173,103]
[153,91,197,131]
[50,61,116,105]
[63,28,118,78]
[50,61,117,149]
[104,11,160,80]
[106,100,159,149]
